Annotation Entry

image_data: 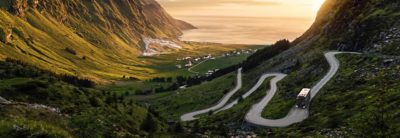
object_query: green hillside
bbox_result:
[1,0,399,137]
[0,60,167,137]
[0,0,247,82]
[141,0,400,137]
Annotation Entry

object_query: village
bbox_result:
[175,48,258,76]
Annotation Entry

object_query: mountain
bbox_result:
[146,0,400,137]
[253,0,400,74]
[1,0,399,137]
[0,0,195,82]
[296,0,399,52]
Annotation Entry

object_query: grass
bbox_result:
[98,81,173,95]
[192,77,273,136]
[191,54,250,74]
[260,53,328,119]
[148,72,238,120]
[0,78,32,89]
[0,7,259,82]
[252,54,400,137]
[0,60,167,137]
[0,119,73,138]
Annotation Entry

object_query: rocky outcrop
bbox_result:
[141,37,182,56]
[29,0,39,9]
[294,0,400,52]
[176,19,197,30]
[0,96,60,113]
[0,28,12,43]
[0,96,11,104]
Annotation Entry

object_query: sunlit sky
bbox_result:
[156,0,326,44]
[157,0,325,18]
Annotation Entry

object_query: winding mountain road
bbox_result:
[181,51,359,124]
[180,68,243,121]
[216,73,285,113]
[245,52,360,127]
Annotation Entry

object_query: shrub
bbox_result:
[65,47,77,55]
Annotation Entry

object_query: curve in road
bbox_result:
[181,68,243,121]
[245,52,360,127]
[216,73,284,113]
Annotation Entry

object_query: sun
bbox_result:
[313,0,326,12]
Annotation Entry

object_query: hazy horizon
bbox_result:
[157,0,325,44]
[178,16,313,45]
[157,0,325,18]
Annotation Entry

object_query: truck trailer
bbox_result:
[296,88,311,109]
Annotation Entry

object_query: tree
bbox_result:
[89,96,102,107]
[192,121,201,133]
[238,96,244,103]
[208,110,214,116]
[141,113,159,133]
[174,122,184,133]
[223,89,229,94]
[242,39,291,72]
[124,91,130,96]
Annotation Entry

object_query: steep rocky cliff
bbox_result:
[259,0,400,74]
[0,0,195,81]
[3,0,192,39]
[295,0,400,53]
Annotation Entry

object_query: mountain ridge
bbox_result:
[0,0,197,82]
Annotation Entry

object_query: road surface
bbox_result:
[216,73,285,113]
[181,68,243,121]
[245,52,359,127]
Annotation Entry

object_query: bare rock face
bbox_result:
[5,29,12,43]
[29,0,40,9]
[9,0,29,17]
[7,0,40,17]
[0,28,12,43]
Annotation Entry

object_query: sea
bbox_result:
[177,16,315,45]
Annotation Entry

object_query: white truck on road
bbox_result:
[296,88,311,109]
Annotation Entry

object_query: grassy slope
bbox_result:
[150,77,273,137]
[261,53,328,119]
[99,50,255,97]
[259,54,400,137]
[0,9,149,82]
[149,72,237,120]
[138,43,257,77]
[191,54,250,74]
[235,0,400,122]
[0,61,162,137]
[143,0,400,136]
[99,81,173,95]
[0,1,257,82]
[199,78,272,129]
